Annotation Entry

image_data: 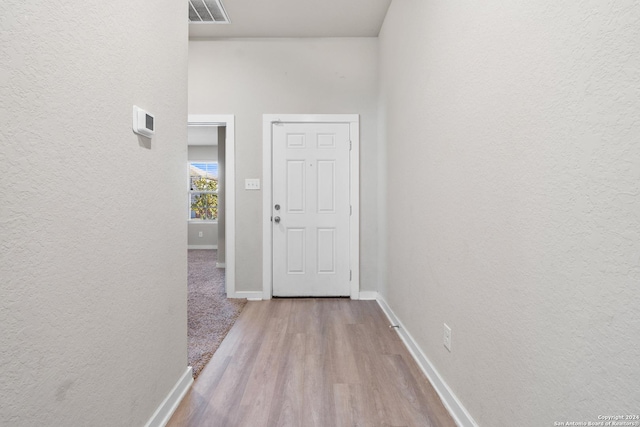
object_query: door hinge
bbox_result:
[350,205,352,216]
[349,140,352,151]
[350,270,352,281]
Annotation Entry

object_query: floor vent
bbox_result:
[189,0,230,23]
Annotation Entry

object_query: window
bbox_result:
[189,162,218,221]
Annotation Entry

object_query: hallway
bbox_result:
[168,299,455,426]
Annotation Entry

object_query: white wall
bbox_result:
[379,1,640,426]
[189,38,379,292]
[0,0,188,425]
[188,125,218,146]
[188,145,218,161]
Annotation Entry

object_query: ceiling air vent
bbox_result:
[189,0,230,23]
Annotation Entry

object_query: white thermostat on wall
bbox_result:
[132,106,155,138]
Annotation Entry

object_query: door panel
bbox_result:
[286,160,306,213]
[317,228,336,273]
[272,122,350,297]
[317,160,336,213]
[286,228,305,274]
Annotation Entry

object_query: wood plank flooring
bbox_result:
[168,298,455,427]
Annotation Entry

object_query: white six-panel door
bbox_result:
[271,122,351,296]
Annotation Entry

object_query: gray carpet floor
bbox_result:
[188,249,246,378]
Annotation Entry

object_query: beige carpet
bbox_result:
[188,250,246,378]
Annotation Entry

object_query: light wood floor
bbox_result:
[168,298,455,427]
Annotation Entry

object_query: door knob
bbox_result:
[274,216,281,224]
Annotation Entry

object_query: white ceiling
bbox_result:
[189,0,392,39]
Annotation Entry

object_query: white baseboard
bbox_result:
[144,366,193,427]
[188,245,217,250]
[232,291,263,300]
[376,296,478,427]
[216,262,226,268]
[357,291,378,300]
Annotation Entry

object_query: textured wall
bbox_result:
[189,38,379,292]
[379,1,640,425]
[0,0,188,425]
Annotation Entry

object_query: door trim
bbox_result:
[262,114,360,300]
[188,114,236,297]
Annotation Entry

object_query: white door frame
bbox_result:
[188,114,237,297]
[262,114,360,300]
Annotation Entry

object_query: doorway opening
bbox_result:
[186,115,242,378]
[188,115,236,295]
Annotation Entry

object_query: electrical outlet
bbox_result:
[443,323,452,352]
[198,231,203,238]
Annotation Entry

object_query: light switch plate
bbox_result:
[245,179,261,190]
